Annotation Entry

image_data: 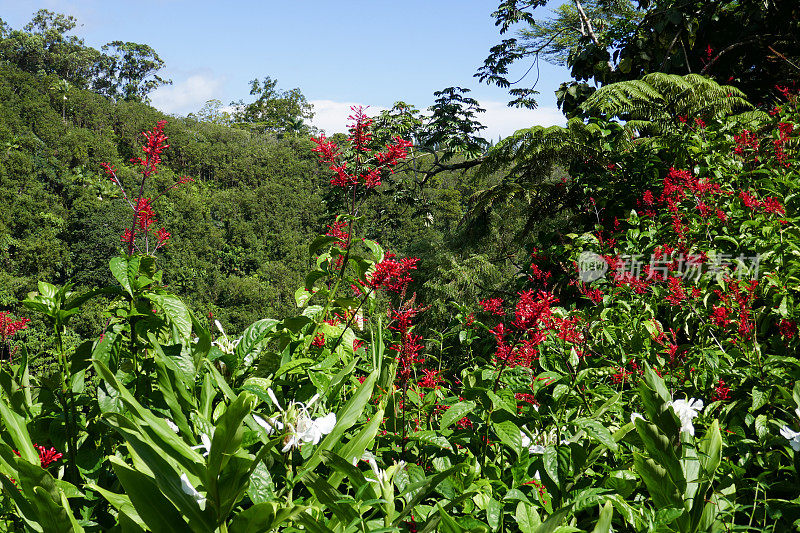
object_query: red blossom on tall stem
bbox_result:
[101,120,192,256]
[0,312,30,361]
[368,253,419,293]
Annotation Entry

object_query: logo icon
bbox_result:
[578,252,608,282]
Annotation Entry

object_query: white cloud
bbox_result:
[479,101,566,141]
[309,99,565,141]
[150,73,225,116]
[309,100,389,135]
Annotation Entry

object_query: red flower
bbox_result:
[665,277,687,306]
[100,162,116,176]
[513,290,557,331]
[762,197,785,215]
[710,380,730,402]
[311,333,325,347]
[36,445,63,468]
[368,253,419,293]
[311,134,339,161]
[779,319,797,339]
[711,306,730,327]
[479,297,505,316]
[418,368,444,388]
[156,228,170,245]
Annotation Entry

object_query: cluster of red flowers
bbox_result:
[13,445,62,468]
[36,445,63,468]
[0,312,30,361]
[368,253,420,293]
[778,319,797,339]
[485,291,560,369]
[102,121,193,254]
[739,190,786,216]
[710,379,731,402]
[610,361,643,384]
[311,106,413,190]
[390,306,424,386]
[712,278,759,340]
[417,368,444,389]
[311,333,325,347]
[774,122,794,167]
[0,312,30,342]
[733,130,759,159]
[326,221,350,248]
[479,297,504,316]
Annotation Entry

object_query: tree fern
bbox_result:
[581,72,753,135]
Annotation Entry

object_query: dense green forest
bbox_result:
[1,2,800,531]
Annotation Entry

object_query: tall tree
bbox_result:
[478,0,800,114]
[96,41,171,102]
[232,76,314,135]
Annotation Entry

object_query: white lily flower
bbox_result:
[179,473,206,507]
[668,398,703,436]
[266,388,284,412]
[253,414,284,435]
[165,419,180,433]
[780,426,800,451]
[281,412,337,452]
[212,320,240,355]
[191,432,212,457]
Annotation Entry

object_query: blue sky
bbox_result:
[1,0,571,138]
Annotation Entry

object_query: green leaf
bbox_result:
[110,256,134,297]
[146,293,193,344]
[591,501,614,533]
[632,453,683,510]
[698,420,722,477]
[298,370,377,477]
[86,484,146,530]
[634,419,685,491]
[0,398,37,464]
[412,430,453,451]
[229,503,305,533]
[575,418,618,452]
[492,419,522,456]
[515,501,541,533]
[309,235,338,258]
[440,401,475,430]
[235,319,279,367]
[437,504,465,533]
[109,457,188,533]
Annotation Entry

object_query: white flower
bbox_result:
[253,414,284,435]
[520,430,546,454]
[191,432,212,457]
[281,412,337,452]
[631,412,644,424]
[354,452,406,484]
[212,320,239,355]
[668,398,703,436]
[267,388,284,412]
[780,426,800,451]
[165,419,180,433]
[179,473,206,507]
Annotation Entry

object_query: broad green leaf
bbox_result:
[575,418,618,452]
[591,501,614,533]
[492,419,522,456]
[109,457,188,533]
[146,293,193,343]
[634,419,685,491]
[298,370,377,477]
[235,319,279,367]
[440,401,476,430]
